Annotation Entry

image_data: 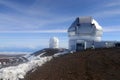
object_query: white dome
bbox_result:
[68,17,103,41]
[49,37,59,48]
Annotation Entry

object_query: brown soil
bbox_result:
[24,48,120,80]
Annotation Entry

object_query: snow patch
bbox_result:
[53,50,69,57]
[0,48,68,80]
[0,56,52,80]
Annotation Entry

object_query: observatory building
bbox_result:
[49,37,59,48]
[68,17,117,51]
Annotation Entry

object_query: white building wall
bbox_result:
[68,17,103,51]
[69,39,76,51]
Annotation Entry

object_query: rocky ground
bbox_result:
[0,54,27,68]
[31,48,67,57]
[24,47,120,80]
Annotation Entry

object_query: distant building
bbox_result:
[49,37,59,48]
[68,17,119,51]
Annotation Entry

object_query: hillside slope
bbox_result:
[25,48,120,80]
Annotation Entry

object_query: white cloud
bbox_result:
[0,9,73,31]
[0,29,67,33]
[103,26,120,32]
[92,9,120,18]
[0,0,74,31]
[102,9,120,16]
[0,52,31,55]
[104,1,120,7]
[90,0,120,18]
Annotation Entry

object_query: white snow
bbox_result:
[26,52,46,61]
[92,19,103,30]
[0,56,52,80]
[0,48,68,80]
[49,37,59,48]
[53,50,69,57]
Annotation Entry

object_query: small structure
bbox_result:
[49,37,59,48]
[68,17,119,51]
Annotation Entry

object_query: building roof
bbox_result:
[68,17,103,32]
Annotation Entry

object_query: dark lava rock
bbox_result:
[25,48,120,80]
[31,48,67,57]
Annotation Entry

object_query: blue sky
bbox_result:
[0,0,120,53]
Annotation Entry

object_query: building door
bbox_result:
[76,43,84,51]
[115,43,120,47]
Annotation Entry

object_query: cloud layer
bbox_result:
[0,0,120,32]
[0,0,119,52]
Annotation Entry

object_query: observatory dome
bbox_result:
[68,17,103,41]
[49,37,59,48]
